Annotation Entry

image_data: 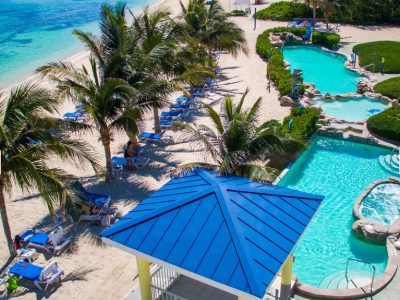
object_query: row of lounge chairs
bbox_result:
[1,182,117,292]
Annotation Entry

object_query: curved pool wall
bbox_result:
[313,96,389,123]
[282,46,362,95]
[360,182,400,225]
[278,136,393,288]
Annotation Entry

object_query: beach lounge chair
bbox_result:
[63,111,83,121]
[160,111,182,120]
[72,181,110,208]
[111,147,149,169]
[160,119,174,129]
[9,261,64,291]
[20,226,71,256]
[139,132,173,144]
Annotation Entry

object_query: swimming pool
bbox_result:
[360,183,400,225]
[283,46,362,95]
[313,96,388,122]
[279,136,391,287]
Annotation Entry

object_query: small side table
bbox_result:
[19,248,39,263]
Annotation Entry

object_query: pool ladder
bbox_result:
[345,258,376,293]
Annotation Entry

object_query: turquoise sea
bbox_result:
[0,0,155,88]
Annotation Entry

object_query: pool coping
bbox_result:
[274,136,399,299]
[353,177,400,222]
[295,236,398,299]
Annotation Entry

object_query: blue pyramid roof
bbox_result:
[101,168,323,299]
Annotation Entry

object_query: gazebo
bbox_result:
[101,168,323,300]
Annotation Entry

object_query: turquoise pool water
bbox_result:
[279,136,391,287]
[0,0,155,88]
[360,183,400,225]
[283,46,362,95]
[313,96,388,122]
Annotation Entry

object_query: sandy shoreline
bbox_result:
[0,0,170,94]
[1,0,400,299]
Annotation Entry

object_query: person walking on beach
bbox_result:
[267,81,271,93]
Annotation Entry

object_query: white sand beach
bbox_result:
[1,0,400,299]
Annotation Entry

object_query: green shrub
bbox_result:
[353,41,400,73]
[255,2,313,20]
[230,9,247,16]
[282,107,320,141]
[374,77,400,99]
[256,27,306,95]
[367,106,400,142]
[312,32,340,49]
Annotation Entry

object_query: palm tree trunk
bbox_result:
[153,107,161,133]
[313,2,317,29]
[101,129,113,182]
[0,180,16,257]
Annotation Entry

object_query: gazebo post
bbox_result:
[136,256,152,300]
[280,255,294,299]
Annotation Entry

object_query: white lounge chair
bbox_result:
[9,261,64,291]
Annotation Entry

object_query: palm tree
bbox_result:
[128,7,213,133]
[73,2,130,80]
[171,90,294,182]
[38,58,140,182]
[0,83,100,256]
[179,0,248,56]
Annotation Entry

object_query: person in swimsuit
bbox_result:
[124,141,140,169]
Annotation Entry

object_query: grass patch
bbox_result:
[255,2,313,21]
[374,77,400,99]
[367,106,400,143]
[353,41,400,74]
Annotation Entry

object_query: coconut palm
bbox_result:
[127,7,213,133]
[171,90,294,182]
[73,2,130,80]
[179,0,248,56]
[0,83,100,256]
[38,58,140,182]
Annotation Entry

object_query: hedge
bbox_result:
[229,10,247,16]
[255,1,400,25]
[282,106,321,141]
[312,32,340,49]
[256,27,306,96]
[255,2,313,21]
[374,77,400,99]
[367,106,400,143]
[353,41,400,74]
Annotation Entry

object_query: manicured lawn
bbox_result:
[255,2,312,20]
[353,41,400,74]
[374,77,400,99]
[367,106,400,143]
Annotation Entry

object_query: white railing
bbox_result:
[150,265,187,300]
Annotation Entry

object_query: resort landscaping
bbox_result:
[0,0,400,300]
[353,41,400,74]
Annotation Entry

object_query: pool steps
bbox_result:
[379,154,400,175]
[319,269,373,289]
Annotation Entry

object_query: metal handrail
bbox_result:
[364,63,375,74]
[345,257,376,293]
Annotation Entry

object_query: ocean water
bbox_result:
[0,0,156,88]
[279,136,391,287]
[283,46,362,95]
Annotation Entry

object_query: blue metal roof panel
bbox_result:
[101,168,324,299]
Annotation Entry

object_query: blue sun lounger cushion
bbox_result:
[72,182,109,207]
[9,261,44,281]
[28,232,49,246]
